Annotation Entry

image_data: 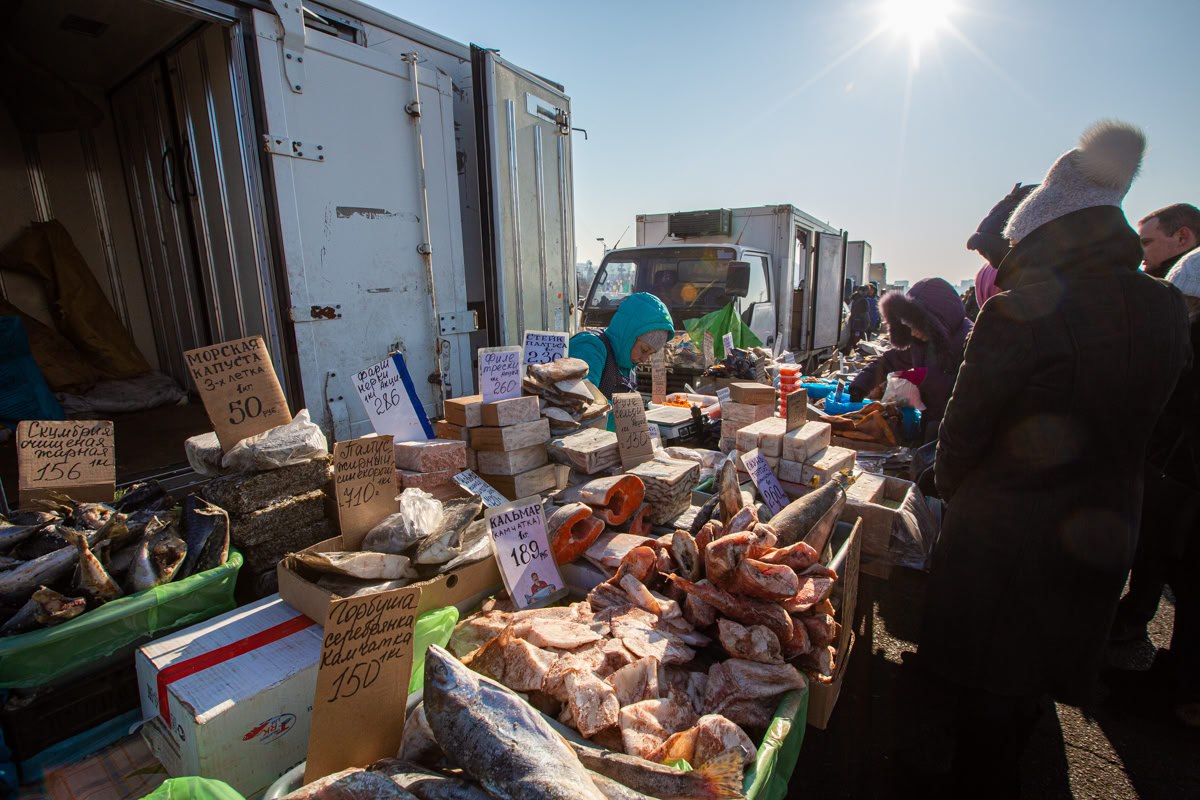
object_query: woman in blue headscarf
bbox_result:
[569,292,674,402]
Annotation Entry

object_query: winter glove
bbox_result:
[917,466,939,499]
[848,387,865,403]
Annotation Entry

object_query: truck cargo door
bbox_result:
[810,232,847,352]
[473,47,575,343]
[251,8,469,438]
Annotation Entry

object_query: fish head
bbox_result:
[423,644,462,697]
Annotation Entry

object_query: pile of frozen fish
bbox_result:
[0,484,230,636]
[523,358,610,433]
[286,644,746,800]
[436,458,846,775]
[285,489,491,597]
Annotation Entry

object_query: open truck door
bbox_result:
[810,231,847,353]
[251,7,473,439]
[472,47,575,344]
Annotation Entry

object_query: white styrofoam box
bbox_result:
[136,595,322,797]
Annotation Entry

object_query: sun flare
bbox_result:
[880,0,952,63]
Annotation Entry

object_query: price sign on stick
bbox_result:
[742,448,790,514]
[486,498,566,610]
[453,470,508,508]
[721,332,735,358]
[613,392,654,468]
[785,388,808,433]
[478,346,523,403]
[332,435,396,548]
[185,336,291,451]
[305,585,423,783]
[352,354,433,441]
[651,349,667,405]
[522,330,568,366]
[702,332,715,368]
[17,420,115,506]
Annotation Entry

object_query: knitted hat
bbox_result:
[635,329,670,352]
[1166,247,1200,298]
[966,183,1037,253]
[1004,120,1145,243]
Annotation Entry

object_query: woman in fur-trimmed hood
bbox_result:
[848,277,972,441]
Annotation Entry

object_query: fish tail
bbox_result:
[694,750,746,800]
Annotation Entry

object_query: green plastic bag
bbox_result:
[0,551,243,688]
[141,777,245,800]
[408,605,459,694]
[682,302,763,361]
[742,687,808,800]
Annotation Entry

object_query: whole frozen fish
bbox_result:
[71,530,123,603]
[128,520,187,592]
[0,586,87,635]
[279,767,418,799]
[415,497,483,565]
[423,644,607,800]
[369,759,494,800]
[178,495,230,579]
[293,550,414,581]
[569,742,745,800]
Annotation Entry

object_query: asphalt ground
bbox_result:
[793,568,1200,799]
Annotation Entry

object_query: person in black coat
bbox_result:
[911,121,1193,794]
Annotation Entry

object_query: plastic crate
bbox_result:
[0,551,243,689]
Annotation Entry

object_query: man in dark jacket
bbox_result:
[1137,203,1200,278]
[848,277,971,441]
[915,121,1193,793]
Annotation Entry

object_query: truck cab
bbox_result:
[580,244,775,345]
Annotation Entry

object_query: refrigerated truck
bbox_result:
[581,205,848,376]
[0,0,576,485]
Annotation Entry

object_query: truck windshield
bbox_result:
[585,246,741,326]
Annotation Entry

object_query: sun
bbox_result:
[880,0,953,63]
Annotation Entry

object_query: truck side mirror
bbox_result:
[725,262,750,298]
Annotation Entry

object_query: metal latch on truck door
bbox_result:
[262,136,325,162]
[525,93,571,136]
[438,310,479,336]
[268,0,306,93]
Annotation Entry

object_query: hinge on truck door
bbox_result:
[268,0,306,94]
[262,135,325,161]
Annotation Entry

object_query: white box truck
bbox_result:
[580,205,848,383]
[0,0,575,489]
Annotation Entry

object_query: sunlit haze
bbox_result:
[376,0,1200,288]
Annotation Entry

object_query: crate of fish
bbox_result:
[0,485,241,688]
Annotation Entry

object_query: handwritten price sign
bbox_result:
[613,392,653,469]
[651,349,667,405]
[522,330,568,367]
[486,498,565,610]
[721,332,735,359]
[185,336,291,451]
[306,585,423,783]
[702,332,715,368]
[17,420,115,505]
[742,448,789,514]
[453,470,508,508]
[333,435,396,547]
[478,346,523,403]
[352,353,433,442]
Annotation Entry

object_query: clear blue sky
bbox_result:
[376,0,1200,286]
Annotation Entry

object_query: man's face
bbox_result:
[1138,217,1193,269]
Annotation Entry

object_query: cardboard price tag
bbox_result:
[612,392,653,468]
[17,420,115,505]
[651,349,667,405]
[785,388,808,433]
[453,470,508,508]
[185,336,291,451]
[716,387,731,407]
[352,354,433,441]
[721,332,735,357]
[486,498,566,610]
[305,585,423,783]
[333,436,396,548]
[522,330,569,366]
[702,332,714,368]
[478,346,523,403]
[742,448,789,514]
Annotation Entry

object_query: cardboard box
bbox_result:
[807,518,861,729]
[839,473,913,561]
[277,538,501,628]
[136,596,322,796]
